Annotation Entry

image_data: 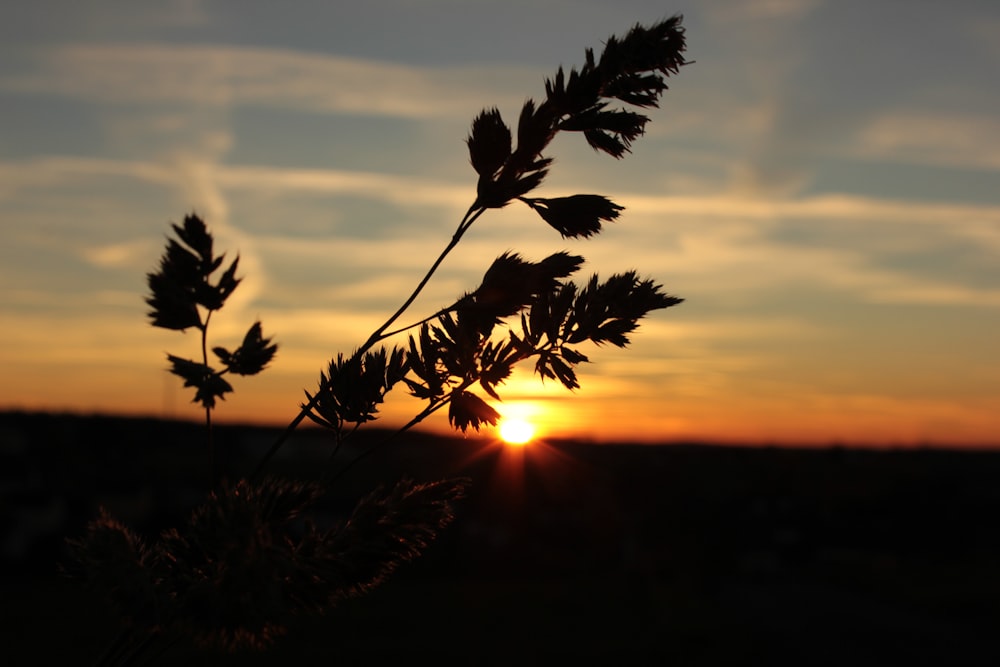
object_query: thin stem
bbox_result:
[320,302,555,482]
[361,205,485,350]
[93,626,161,667]
[251,204,486,479]
[128,632,176,667]
[94,627,133,667]
[331,335,554,482]
[324,422,361,472]
[111,630,160,667]
[378,303,459,341]
[201,310,217,489]
[325,383,466,485]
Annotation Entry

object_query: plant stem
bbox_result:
[93,626,160,667]
[325,380,468,485]
[201,310,217,489]
[251,204,486,479]
[327,325,552,482]
[360,204,485,350]
[378,303,457,340]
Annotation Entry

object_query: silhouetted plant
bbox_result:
[145,213,277,486]
[67,16,689,664]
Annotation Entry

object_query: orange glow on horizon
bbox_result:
[7,363,1000,448]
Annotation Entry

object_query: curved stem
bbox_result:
[251,204,486,479]
[360,205,486,350]
[378,303,459,341]
[324,422,361,472]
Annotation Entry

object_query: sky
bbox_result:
[2,0,999,446]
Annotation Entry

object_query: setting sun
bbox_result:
[499,418,535,446]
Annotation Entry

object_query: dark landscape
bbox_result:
[2,410,999,665]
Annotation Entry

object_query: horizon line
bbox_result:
[3,407,998,452]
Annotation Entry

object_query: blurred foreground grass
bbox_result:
[3,412,1000,665]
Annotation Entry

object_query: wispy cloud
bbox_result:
[9,151,999,314]
[0,43,535,119]
[80,239,158,269]
[705,0,823,22]
[215,164,471,210]
[852,111,1000,171]
[0,156,470,212]
[0,157,175,196]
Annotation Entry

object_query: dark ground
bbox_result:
[2,411,1000,665]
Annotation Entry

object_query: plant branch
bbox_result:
[325,382,468,485]
[378,304,458,341]
[251,204,486,479]
[361,204,485,350]
[201,309,216,489]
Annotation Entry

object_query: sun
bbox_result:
[498,417,536,446]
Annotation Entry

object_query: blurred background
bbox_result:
[3,412,1000,665]
[2,0,999,444]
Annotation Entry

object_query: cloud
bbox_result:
[0,43,535,120]
[859,283,1000,307]
[638,316,824,343]
[6,149,999,314]
[0,156,472,217]
[1,311,162,364]
[622,192,1000,245]
[576,191,1000,310]
[851,111,1000,171]
[705,0,823,22]
[0,157,174,197]
[215,164,471,210]
[80,239,157,269]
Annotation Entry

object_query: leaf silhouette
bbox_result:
[214,322,278,376]
[145,214,243,329]
[467,107,512,178]
[521,195,624,238]
[167,355,233,408]
[460,251,584,333]
[305,347,408,432]
[448,390,501,433]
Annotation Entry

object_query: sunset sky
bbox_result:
[2,0,998,446]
